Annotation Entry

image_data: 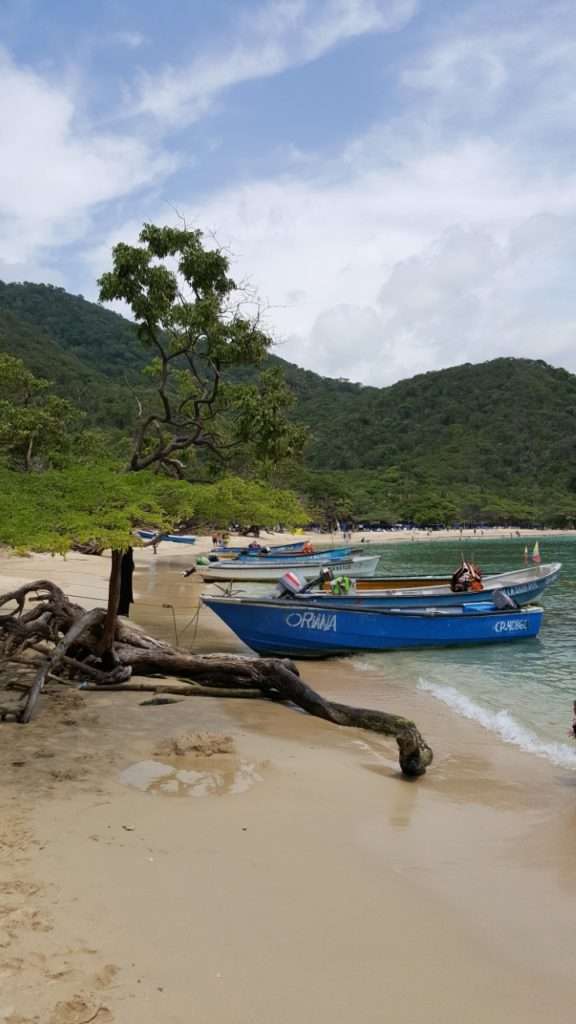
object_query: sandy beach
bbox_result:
[1,541,576,1023]
[206,525,576,551]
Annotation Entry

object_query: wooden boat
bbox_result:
[198,554,379,582]
[202,596,544,657]
[294,562,561,608]
[136,529,196,545]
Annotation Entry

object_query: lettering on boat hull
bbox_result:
[286,611,337,632]
[493,619,529,633]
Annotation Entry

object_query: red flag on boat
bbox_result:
[531,542,541,563]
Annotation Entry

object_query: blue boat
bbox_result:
[136,529,196,545]
[213,540,309,555]
[202,596,544,657]
[214,544,355,561]
[234,545,353,562]
[282,563,561,609]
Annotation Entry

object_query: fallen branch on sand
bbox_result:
[0,580,433,777]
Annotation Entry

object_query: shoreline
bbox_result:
[1,543,576,1021]
[194,525,576,553]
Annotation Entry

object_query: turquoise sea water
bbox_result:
[355,537,576,769]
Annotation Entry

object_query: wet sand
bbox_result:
[1,546,576,1023]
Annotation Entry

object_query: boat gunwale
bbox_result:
[202,596,544,620]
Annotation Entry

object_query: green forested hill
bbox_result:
[0,281,146,378]
[1,280,576,525]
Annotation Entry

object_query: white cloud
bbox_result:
[86,130,576,386]
[133,0,417,122]
[0,51,173,267]
[77,0,576,388]
[372,216,576,379]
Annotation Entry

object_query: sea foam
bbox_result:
[418,679,576,769]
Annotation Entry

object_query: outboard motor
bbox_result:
[300,567,334,594]
[275,571,307,598]
[492,588,520,610]
[275,566,335,599]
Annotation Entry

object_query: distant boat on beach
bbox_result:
[212,542,360,560]
[136,529,197,545]
[212,545,355,564]
[212,540,310,555]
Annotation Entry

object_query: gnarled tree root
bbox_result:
[0,580,433,777]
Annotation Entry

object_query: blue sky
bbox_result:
[1,0,576,384]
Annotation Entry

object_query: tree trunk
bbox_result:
[99,549,123,661]
[0,580,434,776]
[19,608,106,723]
[118,547,134,617]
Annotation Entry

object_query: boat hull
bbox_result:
[293,562,561,608]
[199,554,379,582]
[202,598,544,657]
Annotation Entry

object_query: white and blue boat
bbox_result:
[136,529,197,545]
[287,562,561,609]
[202,596,544,657]
[198,554,379,582]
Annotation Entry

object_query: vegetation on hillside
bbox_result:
[2,278,576,526]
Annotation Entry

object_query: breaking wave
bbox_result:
[418,679,576,770]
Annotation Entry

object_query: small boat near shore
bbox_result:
[290,562,561,608]
[234,544,355,561]
[136,529,197,545]
[202,596,544,657]
[212,543,358,561]
[197,554,380,582]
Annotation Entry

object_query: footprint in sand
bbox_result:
[47,995,112,1024]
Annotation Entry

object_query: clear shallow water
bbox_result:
[360,537,576,768]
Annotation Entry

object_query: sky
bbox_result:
[1,0,576,386]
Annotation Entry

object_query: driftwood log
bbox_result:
[0,580,433,777]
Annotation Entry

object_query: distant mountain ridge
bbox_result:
[1,280,576,524]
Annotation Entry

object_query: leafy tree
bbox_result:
[95,223,308,646]
[0,466,305,555]
[0,464,196,554]
[190,476,306,530]
[295,471,355,529]
[98,223,303,476]
[0,354,80,471]
[233,367,308,476]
